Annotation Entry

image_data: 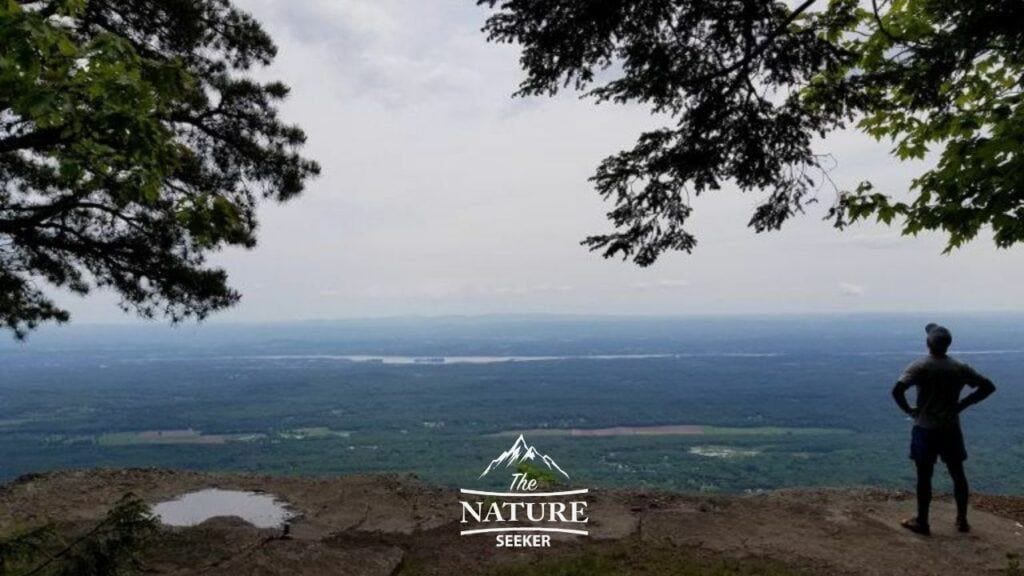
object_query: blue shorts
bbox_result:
[910,425,967,464]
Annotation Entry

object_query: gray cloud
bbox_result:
[839,282,866,297]
[238,0,501,109]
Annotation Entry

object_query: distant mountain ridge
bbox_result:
[479,434,570,480]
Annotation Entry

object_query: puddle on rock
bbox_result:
[152,489,295,528]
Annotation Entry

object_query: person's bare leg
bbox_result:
[916,459,934,526]
[947,460,970,531]
[902,459,934,535]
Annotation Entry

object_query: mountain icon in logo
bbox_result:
[479,434,570,479]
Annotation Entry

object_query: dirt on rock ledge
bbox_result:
[3,469,1024,576]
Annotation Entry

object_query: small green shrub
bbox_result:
[1007,553,1023,576]
[515,462,559,489]
[0,494,157,576]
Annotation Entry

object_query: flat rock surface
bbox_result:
[3,469,1024,575]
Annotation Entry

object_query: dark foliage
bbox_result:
[0,0,319,337]
[478,0,1024,265]
[0,494,157,576]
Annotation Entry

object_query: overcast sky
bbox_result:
[60,0,1024,323]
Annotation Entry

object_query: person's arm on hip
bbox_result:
[958,365,996,414]
[892,380,917,417]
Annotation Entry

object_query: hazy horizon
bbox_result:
[12,309,1024,331]
[6,311,1023,352]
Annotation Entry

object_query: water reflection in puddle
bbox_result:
[152,489,295,528]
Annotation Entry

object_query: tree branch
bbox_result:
[685,0,819,88]
[0,128,64,154]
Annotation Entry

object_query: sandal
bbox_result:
[901,517,931,536]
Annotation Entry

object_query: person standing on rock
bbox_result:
[891,323,996,536]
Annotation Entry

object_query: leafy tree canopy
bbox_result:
[0,0,318,337]
[478,0,1024,265]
